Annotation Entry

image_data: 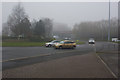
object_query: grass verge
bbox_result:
[2,42,46,47]
[76,41,85,45]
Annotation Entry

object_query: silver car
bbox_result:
[88,38,95,44]
[45,40,60,47]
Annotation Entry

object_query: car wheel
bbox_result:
[59,46,63,49]
[48,44,52,47]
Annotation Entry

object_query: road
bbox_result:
[3,41,114,61]
[2,42,118,77]
[2,43,94,70]
[2,44,93,61]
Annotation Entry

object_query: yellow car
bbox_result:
[54,40,76,49]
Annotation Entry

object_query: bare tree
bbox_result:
[72,18,118,41]
[7,3,30,38]
[43,18,53,38]
[34,20,45,38]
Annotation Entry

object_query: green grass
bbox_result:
[76,41,85,45]
[2,42,46,47]
[0,42,2,46]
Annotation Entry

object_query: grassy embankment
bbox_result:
[2,42,46,47]
[75,41,85,45]
[2,39,85,47]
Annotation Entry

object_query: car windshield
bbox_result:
[60,41,64,44]
[69,41,75,43]
[65,41,75,44]
[60,41,75,44]
[51,41,60,43]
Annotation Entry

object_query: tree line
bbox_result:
[3,3,118,41]
[2,3,53,41]
[72,18,118,41]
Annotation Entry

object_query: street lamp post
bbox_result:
[108,0,110,41]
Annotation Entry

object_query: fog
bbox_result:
[2,2,118,30]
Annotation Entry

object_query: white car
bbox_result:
[88,38,95,44]
[45,40,60,47]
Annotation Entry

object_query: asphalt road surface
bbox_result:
[2,42,118,70]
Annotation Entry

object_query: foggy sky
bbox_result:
[2,2,118,29]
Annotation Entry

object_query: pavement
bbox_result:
[2,53,115,78]
[96,42,118,77]
[97,51,119,77]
